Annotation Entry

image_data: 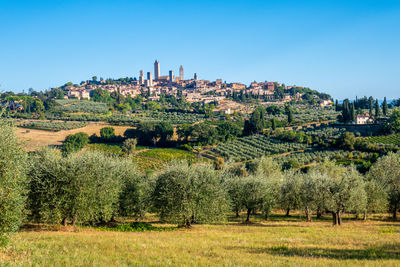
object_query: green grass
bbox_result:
[138,148,198,161]
[2,215,400,266]
[133,148,209,171]
[363,134,400,145]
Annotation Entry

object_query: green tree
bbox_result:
[154,122,174,146]
[367,152,400,219]
[383,97,388,116]
[62,132,89,154]
[122,138,137,155]
[337,132,356,150]
[280,170,303,217]
[369,96,374,116]
[152,163,228,227]
[217,121,241,142]
[386,108,400,134]
[271,118,277,130]
[100,127,116,141]
[310,162,367,225]
[0,120,27,246]
[28,150,128,225]
[375,99,380,117]
[243,107,265,135]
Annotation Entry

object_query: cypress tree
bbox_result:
[375,99,380,118]
[383,97,388,116]
[369,97,374,116]
[351,102,356,122]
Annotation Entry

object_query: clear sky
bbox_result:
[1,0,399,99]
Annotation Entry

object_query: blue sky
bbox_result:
[1,0,399,99]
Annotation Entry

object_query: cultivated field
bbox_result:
[15,123,131,151]
[1,216,399,266]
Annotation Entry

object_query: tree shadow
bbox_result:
[226,243,400,260]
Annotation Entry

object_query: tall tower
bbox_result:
[169,70,174,84]
[194,73,198,81]
[179,65,184,81]
[154,60,160,81]
[147,72,153,86]
[139,70,144,84]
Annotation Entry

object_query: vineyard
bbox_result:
[55,100,109,114]
[18,121,88,131]
[213,135,309,161]
[363,134,400,146]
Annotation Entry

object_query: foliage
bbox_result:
[61,132,89,154]
[28,150,140,225]
[122,138,137,155]
[386,108,400,134]
[152,163,229,227]
[0,120,27,246]
[309,162,367,225]
[367,152,400,219]
[100,127,116,141]
[243,107,265,135]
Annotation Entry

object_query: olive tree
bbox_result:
[250,157,282,220]
[122,138,137,155]
[280,170,303,217]
[152,162,229,227]
[310,162,367,225]
[0,120,27,246]
[367,152,400,219]
[28,150,128,225]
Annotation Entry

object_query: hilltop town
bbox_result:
[65,60,332,114]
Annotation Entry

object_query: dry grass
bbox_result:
[1,215,400,266]
[15,123,131,151]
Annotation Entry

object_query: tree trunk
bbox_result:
[72,215,78,227]
[338,210,342,225]
[332,212,338,226]
[62,217,68,226]
[265,210,269,221]
[305,207,311,222]
[363,211,367,221]
[393,207,397,220]
[184,218,191,228]
[246,209,251,222]
[316,209,322,219]
[235,209,240,218]
[285,207,290,217]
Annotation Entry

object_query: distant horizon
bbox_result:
[1,0,400,99]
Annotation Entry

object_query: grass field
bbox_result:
[1,214,400,266]
[15,124,131,151]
